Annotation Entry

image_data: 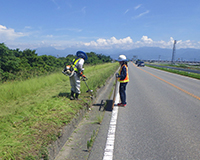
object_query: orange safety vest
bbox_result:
[118,64,129,83]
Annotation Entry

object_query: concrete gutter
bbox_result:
[47,69,119,160]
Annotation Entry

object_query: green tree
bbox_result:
[0,44,112,82]
[22,49,38,67]
[86,52,100,64]
[97,54,112,63]
[0,43,20,73]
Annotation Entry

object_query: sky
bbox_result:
[0,0,200,53]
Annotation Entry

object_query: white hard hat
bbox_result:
[116,55,128,62]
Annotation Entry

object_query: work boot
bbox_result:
[70,91,75,100]
[75,93,81,100]
[117,103,122,106]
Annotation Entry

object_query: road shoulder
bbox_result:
[51,73,116,160]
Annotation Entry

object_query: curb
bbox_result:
[47,107,87,160]
[47,71,118,160]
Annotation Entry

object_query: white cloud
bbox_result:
[82,36,200,50]
[141,36,153,43]
[176,39,198,49]
[135,36,176,48]
[46,35,53,38]
[12,36,198,50]
[134,4,142,10]
[124,5,142,15]
[0,25,25,41]
[83,36,133,49]
[133,10,150,19]
[124,9,129,14]
[3,31,200,51]
[24,26,32,29]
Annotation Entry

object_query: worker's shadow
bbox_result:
[93,99,113,112]
[55,93,113,111]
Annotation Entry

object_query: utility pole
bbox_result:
[158,55,161,62]
[133,55,137,61]
[171,40,176,64]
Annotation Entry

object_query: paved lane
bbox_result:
[142,66,200,99]
[114,62,200,160]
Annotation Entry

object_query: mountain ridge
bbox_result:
[35,47,200,61]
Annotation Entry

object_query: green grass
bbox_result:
[0,72,68,103]
[87,129,99,151]
[146,64,200,80]
[0,62,119,160]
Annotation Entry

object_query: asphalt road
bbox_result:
[89,62,200,160]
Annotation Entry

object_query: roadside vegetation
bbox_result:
[146,64,200,80]
[148,63,200,70]
[0,62,119,159]
[0,43,119,159]
[0,43,112,82]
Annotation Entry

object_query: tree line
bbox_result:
[0,43,112,82]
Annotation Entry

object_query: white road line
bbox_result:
[103,90,120,160]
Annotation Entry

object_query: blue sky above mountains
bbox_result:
[1,0,200,51]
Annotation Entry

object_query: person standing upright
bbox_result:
[116,55,129,107]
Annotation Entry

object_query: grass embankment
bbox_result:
[0,62,119,160]
[146,64,200,80]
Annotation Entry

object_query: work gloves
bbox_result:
[80,72,87,81]
[81,74,87,81]
[115,73,120,78]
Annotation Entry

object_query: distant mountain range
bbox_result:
[119,47,200,61]
[35,47,200,61]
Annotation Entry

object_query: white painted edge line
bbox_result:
[103,83,120,160]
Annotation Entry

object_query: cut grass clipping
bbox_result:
[0,62,119,160]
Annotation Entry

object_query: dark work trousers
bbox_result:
[119,82,128,104]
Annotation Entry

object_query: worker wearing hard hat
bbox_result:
[116,55,129,107]
[70,51,87,100]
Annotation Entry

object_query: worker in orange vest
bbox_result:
[116,55,129,107]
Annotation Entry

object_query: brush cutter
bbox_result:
[81,76,93,99]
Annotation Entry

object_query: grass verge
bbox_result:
[0,62,119,160]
